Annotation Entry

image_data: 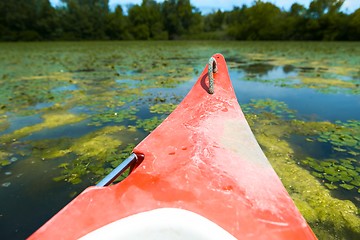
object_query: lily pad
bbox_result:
[324,175,339,183]
[324,183,338,190]
[311,171,324,178]
[339,183,355,191]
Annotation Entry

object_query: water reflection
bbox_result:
[115,79,138,88]
[51,84,79,92]
[0,114,43,136]
[228,67,360,122]
[240,63,275,76]
[226,59,360,122]
[29,102,54,110]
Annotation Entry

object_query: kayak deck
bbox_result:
[30,54,316,239]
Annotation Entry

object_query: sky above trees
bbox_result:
[49,1,360,13]
[109,0,359,13]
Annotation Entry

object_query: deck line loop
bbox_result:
[208,57,218,94]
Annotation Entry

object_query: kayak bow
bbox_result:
[29,54,316,239]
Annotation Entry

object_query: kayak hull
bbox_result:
[29,54,316,239]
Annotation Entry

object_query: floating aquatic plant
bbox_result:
[149,103,177,114]
[51,126,132,184]
[115,88,144,103]
[0,73,75,115]
[0,153,11,167]
[242,99,296,119]
[89,106,138,126]
[295,76,358,93]
[301,157,360,193]
[0,112,87,143]
[245,101,360,197]
[109,143,136,169]
[244,104,360,238]
[136,116,164,132]
[316,120,360,155]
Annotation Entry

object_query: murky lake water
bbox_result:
[0,41,359,239]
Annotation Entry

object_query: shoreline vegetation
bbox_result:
[0,0,360,42]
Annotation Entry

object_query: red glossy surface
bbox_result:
[29,54,316,240]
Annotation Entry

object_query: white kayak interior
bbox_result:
[80,208,236,240]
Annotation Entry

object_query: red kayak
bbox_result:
[30,54,316,239]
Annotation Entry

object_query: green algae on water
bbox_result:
[136,116,164,132]
[242,99,296,119]
[0,151,11,167]
[0,112,87,143]
[50,126,137,184]
[243,99,360,239]
[149,103,177,114]
[89,106,138,126]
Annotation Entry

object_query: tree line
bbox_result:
[0,0,359,41]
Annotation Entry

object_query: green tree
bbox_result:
[282,3,307,40]
[162,0,199,39]
[319,12,348,40]
[348,9,360,40]
[105,6,131,39]
[290,3,307,16]
[0,0,39,40]
[0,0,358,41]
[204,10,225,32]
[128,0,167,40]
[307,0,347,40]
[228,1,284,40]
[60,0,109,39]
[309,0,344,18]
[225,6,247,40]
[34,0,60,40]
